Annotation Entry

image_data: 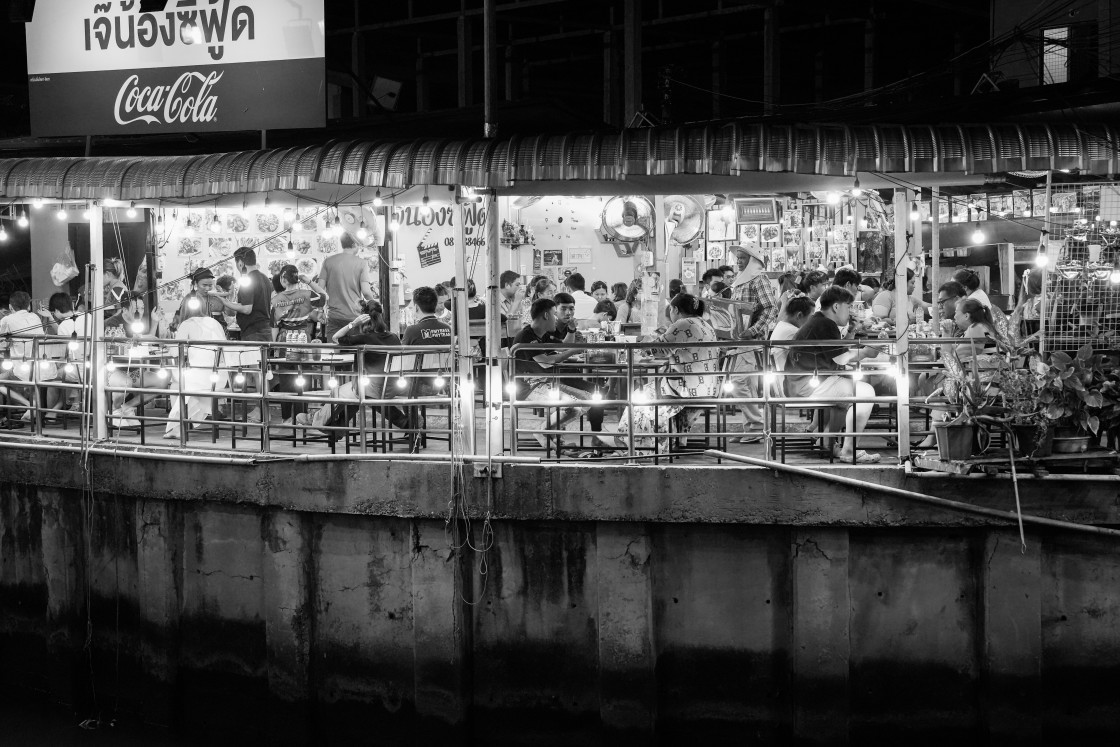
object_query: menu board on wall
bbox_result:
[156,206,380,322]
[393,200,490,295]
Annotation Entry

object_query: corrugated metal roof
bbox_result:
[0,122,1115,199]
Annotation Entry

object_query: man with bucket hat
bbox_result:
[724,244,779,443]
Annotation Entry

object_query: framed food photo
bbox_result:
[542,249,564,267]
[706,209,735,242]
[760,223,781,244]
[738,223,760,243]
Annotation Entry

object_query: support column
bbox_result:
[623,0,642,124]
[90,202,106,440]
[892,190,910,458]
[791,529,851,744]
[980,528,1042,741]
[763,5,780,114]
[484,193,503,456]
[453,206,476,454]
[483,0,497,137]
[1039,171,1052,356]
[931,188,941,330]
[596,522,655,733]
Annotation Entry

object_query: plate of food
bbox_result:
[208,237,232,257]
[292,239,312,255]
[226,214,250,233]
[317,235,339,254]
[256,213,280,233]
[178,238,202,256]
[263,237,287,255]
[267,259,287,276]
[297,257,319,277]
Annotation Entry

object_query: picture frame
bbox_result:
[734,198,779,224]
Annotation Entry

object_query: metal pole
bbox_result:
[484,192,503,455]
[706,450,1120,540]
[90,202,107,440]
[892,189,911,459]
[931,187,940,331]
[453,198,476,454]
[1039,170,1052,357]
[483,0,497,138]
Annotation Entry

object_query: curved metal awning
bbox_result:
[0,121,1116,200]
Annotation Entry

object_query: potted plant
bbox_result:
[929,348,1006,461]
[997,366,1052,457]
[1035,344,1116,453]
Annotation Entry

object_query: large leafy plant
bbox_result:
[1035,344,1117,435]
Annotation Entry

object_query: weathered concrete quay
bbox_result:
[3,446,1120,745]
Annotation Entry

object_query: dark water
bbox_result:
[0,695,205,747]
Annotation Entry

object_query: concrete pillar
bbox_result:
[791,529,850,744]
[411,519,470,741]
[596,522,655,733]
[262,510,312,741]
[135,498,183,723]
[980,528,1041,742]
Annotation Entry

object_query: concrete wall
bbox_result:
[3,449,1120,744]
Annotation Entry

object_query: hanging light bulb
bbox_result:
[186,295,201,311]
[64,363,77,375]
[372,190,383,208]
[631,388,648,404]
[389,212,401,232]
[0,359,12,371]
[294,375,306,388]
[286,237,295,260]
[850,176,862,197]
[105,360,117,372]
[129,320,144,334]
[209,214,222,232]
[82,205,92,220]
[505,382,518,396]
[852,367,864,381]
[0,226,6,242]
[241,199,249,219]
[265,371,274,381]
[356,220,368,241]
[327,377,339,389]
[420,191,432,216]
[809,373,821,388]
[32,198,43,209]
[909,204,920,221]
[67,340,79,353]
[396,375,408,389]
[722,380,735,393]
[17,211,28,228]
[970,224,985,245]
[763,371,776,386]
[825,192,840,205]
[208,372,220,384]
[56,205,68,220]
[233,372,246,386]
[591,390,603,401]
[1035,236,1049,268]
[1110,258,1120,285]
[126,201,137,218]
[238,275,252,288]
[359,376,370,388]
[433,375,446,389]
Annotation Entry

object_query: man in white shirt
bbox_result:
[0,291,48,420]
[499,270,526,320]
[563,273,598,320]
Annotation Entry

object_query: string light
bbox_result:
[294,375,306,388]
[129,320,144,334]
[549,387,561,401]
[420,187,432,217]
[17,211,28,228]
[359,376,370,388]
[0,359,12,371]
[209,372,220,383]
[591,390,603,401]
[433,375,446,389]
[1110,258,1120,285]
[210,214,222,232]
[126,201,137,218]
[722,380,734,392]
[389,211,401,232]
[850,176,862,197]
[372,190,383,208]
[106,360,117,372]
[357,220,368,241]
[32,198,43,209]
[82,206,92,220]
[396,376,408,389]
[970,224,985,245]
[156,368,168,380]
[809,372,821,388]
[56,205,67,220]
[327,377,339,389]
[186,296,201,311]
[0,225,6,242]
[64,363,77,375]
[234,372,246,385]
[763,371,776,386]
[505,382,518,396]
[238,275,252,288]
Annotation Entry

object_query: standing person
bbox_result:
[47,292,87,413]
[214,247,272,423]
[499,270,526,320]
[178,268,228,332]
[103,257,130,316]
[0,291,48,422]
[319,232,375,340]
[564,272,597,319]
[724,244,779,443]
[164,295,228,438]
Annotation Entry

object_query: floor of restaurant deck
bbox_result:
[6,405,919,467]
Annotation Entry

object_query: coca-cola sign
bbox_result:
[25,1,324,137]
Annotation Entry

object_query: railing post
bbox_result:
[893,189,911,460]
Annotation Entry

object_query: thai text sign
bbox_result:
[26,0,325,136]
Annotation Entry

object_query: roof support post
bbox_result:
[90,202,107,440]
[453,200,476,455]
[623,0,642,124]
[483,192,503,458]
[483,0,497,137]
[893,188,911,461]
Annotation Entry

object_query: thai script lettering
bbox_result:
[84,0,256,62]
[114,71,222,126]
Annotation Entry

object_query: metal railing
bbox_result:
[0,333,980,464]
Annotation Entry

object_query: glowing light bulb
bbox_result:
[209,216,221,232]
[1035,253,1049,268]
[56,207,67,220]
[550,387,561,401]
[852,368,864,381]
[884,364,900,380]
[0,359,12,371]
[327,377,339,389]
[294,375,306,388]
[186,296,201,311]
[283,207,295,223]
[591,390,603,401]
[396,376,408,389]
[67,340,79,352]
[106,360,117,372]
[1110,269,1120,285]
[359,376,370,388]
[763,371,776,386]
[156,368,168,380]
[389,217,400,232]
[17,212,28,228]
[971,227,986,245]
[208,372,220,383]
[82,208,91,220]
[909,208,920,221]
[64,363,76,375]
[0,228,6,242]
[234,373,245,385]
[238,276,252,288]
[631,389,647,404]
[433,375,446,389]
[722,380,735,393]
[126,202,137,218]
[1022,210,1031,218]
[129,320,144,334]
[851,178,862,197]
[32,198,43,209]
[809,374,821,388]
[356,221,368,241]
[372,191,383,208]
[420,196,432,216]
[505,382,517,396]
[826,192,840,205]
[18,362,30,375]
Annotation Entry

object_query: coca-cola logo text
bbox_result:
[114,71,222,126]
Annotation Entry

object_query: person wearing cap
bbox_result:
[724,244,779,442]
[178,267,228,332]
